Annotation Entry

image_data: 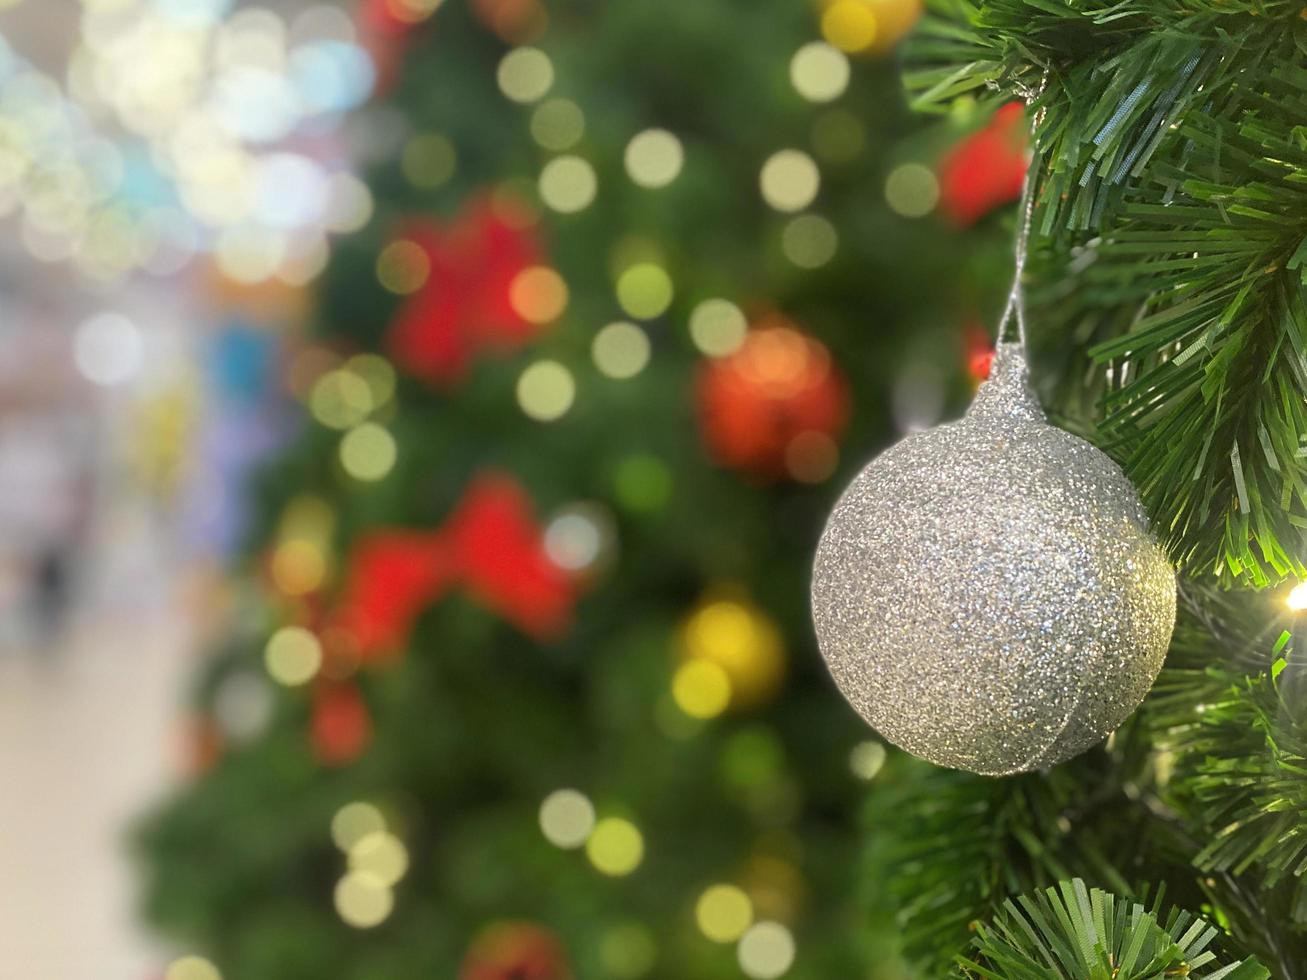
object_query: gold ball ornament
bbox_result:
[679,597,786,711]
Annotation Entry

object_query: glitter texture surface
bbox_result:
[811,344,1175,775]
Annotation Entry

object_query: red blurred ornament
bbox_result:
[387,198,546,386]
[333,531,452,661]
[938,102,1028,226]
[696,316,850,481]
[443,473,575,640]
[311,682,373,766]
[332,472,576,657]
[964,322,996,382]
[184,715,225,775]
[460,922,573,980]
[471,0,548,43]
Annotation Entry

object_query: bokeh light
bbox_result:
[339,423,397,482]
[884,162,939,217]
[509,266,569,323]
[539,155,597,213]
[784,430,839,483]
[332,801,387,851]
[689,299,748,356]
[849,740,887,780]
[497,47,554,103]
[334,871,393,928]
[544,506,610,572]
[1286,582,1307,611]
[790,43,850,102]
[598,923,657,979]
[737,921,796,979]
[539,788,596,848]
[615,263,673,320]
[697,884,754,943]
[759,150,820,212]
[531,98,586,150]
[74,312,144,386]
[270,538,326,595]
[517,359,576,421]
[402,133,457,189]
[264,625,322,686]
[811,108,866,164]
[165,956,222,980]
[376,239,430,294]
[624,129,684,189]
[586,817,644,876]
[781,214,838,268]
[349,831,409,887]
[672,659,732,719]
[592,321,651,379]
[309,368,373,430]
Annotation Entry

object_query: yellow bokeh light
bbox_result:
[531,99,586,151]
[165,956,222,980]
[340,423,398,482]
[334,871,394,929]
[672,659,732,720]
[539,788,596,848]
[497,47,554,103]
[790,42,850,102]
[309,369,374,430]
[401,133,457,189]
[781,215,838,269]
[264,626,322,686]
[822,0,878,53]
[332,801,387,852]
[616,263,674,320]
[1288,582,1307,611]
[759,150,820,213]
[517,360,576,421]
[509,266,569,323]
[737,922,796,980]
[599,923,657,979]
[347,354,397,409]
[586,817,644,876]
[884,162,939,217]
[849,740,887,780]
[696,884,754,943]
[539,155,598,213]
[592,321,651,379]
[624,129,684,189]
[682,600,785,709]
[689,299,748,357]
[377,239,430,295]
[349,832,410,886]
[271,539,327,596]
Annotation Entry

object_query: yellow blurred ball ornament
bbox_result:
[818,0,923,56]
[677,595,786,711]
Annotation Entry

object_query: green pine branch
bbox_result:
[954,879,1268,979]
[908,0,1307,584]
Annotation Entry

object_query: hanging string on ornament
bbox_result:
[810,90,1176,776]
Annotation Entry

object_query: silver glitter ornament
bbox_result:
[811,344,1175,776]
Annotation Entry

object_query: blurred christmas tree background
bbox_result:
[136,0,1031,976]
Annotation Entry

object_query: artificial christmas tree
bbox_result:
[140,0,1307,976]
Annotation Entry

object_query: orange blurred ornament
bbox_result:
[696,317,849,481]
[460,921,572,980]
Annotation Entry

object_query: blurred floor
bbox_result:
[0,605,191,978]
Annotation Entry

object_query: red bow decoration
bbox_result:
[332,473,575,660]
[386,199,546,386]
[938,102,1029,226]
